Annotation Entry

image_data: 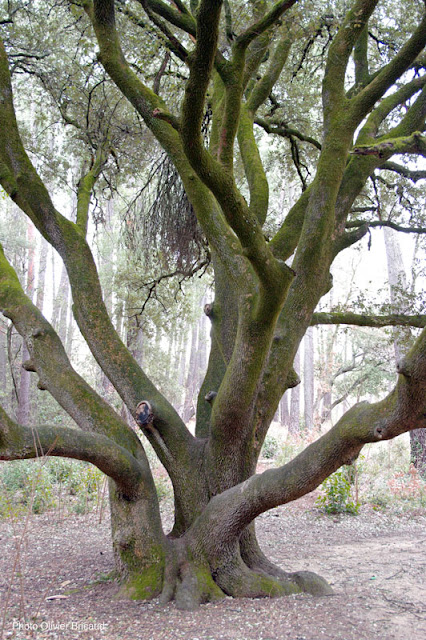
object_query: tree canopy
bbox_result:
[0,0,425,610]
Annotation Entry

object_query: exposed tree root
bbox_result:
[289,570,334,596]
[214,553,300,598]
[159,543,225,610]
[240,524,333,596]
[116,535,333,610]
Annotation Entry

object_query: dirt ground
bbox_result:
[0,492,425,640]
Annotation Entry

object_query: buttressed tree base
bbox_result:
[0,0,425,610]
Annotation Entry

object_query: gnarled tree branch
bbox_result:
[311,312,426,328]
[0,406,145,500]
[189,327,426,557]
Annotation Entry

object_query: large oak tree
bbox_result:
[0,0,425,609]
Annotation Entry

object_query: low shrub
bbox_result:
[0,458,104,518]
[261,435,279,459]
[316,467,360,515]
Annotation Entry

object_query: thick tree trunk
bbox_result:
[108,482,170,600]
[279,392,290,426]
[35,238,48,313]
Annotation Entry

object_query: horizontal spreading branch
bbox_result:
[379,161,426,183]
[255,117,322,150]
[351,132,426,158]
[346,219,426,234]
[0,244,145,454]
[311,312,426,328]
[0,407,144,500]
[189,327,426,558]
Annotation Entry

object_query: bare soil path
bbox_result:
[1,494,425,640]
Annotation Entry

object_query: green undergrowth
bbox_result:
[316,466,360,515]
[0,457,106,518]
[1,431,424,521]
[266,430,426,515]
[0,443,174,520]
[360,438,426,513]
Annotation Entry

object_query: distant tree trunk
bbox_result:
[183,322,199,423]
[177,329,188,413]
[289,348,300,435]
[52,263,69,337]
[279,393,290,426]
[57,288,69,346]
[165,317,176,380]
[384,227,411,359]
[313,303,337,427]
[101,203,114,318]
[196,308,208,387]
[320,390,332,422]
[0,321,6,397]
[35,238,48,313]
[114,300,124,338]
[126,315,144,365]
[303,328,314,432]
[409,429,426,477]
[66,289,75,356]
[17,223,35,426]
[384,227,424,476]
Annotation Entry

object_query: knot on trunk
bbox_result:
[204,391,217,404]
[204,302,214,318]
[135,401,154,427]
[22,359,36,372]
